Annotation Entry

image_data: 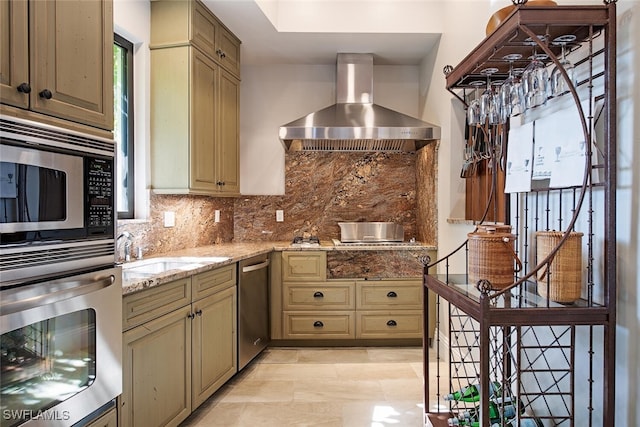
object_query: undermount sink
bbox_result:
[121,256,231,279]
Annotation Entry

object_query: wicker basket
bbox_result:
[468,225,522,289]
[536,231,583,303]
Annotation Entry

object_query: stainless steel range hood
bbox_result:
[279,53,440,152]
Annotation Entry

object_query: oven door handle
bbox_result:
[1,274,116,316]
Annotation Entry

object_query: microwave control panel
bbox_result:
[86,157,114,235]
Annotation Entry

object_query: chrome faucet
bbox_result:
[117,231,134,262]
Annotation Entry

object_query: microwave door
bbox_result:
[0,144,83,235]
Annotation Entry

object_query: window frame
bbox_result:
[113,33,135,219]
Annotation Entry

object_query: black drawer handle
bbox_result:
[39,89,53,99]
[195,309,203,317]
[187,313,195,320]
[313,291,324,298]
[17,82,31,94]
[387,291,398,298]
[386,320,397,327]
[313,321,324,328]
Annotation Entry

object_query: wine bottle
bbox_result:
[444,381,502,402]
[505,417,544,427]
[461,401,519,422]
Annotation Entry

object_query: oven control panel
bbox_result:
[86,157,114,235]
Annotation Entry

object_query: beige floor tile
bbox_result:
[250,362,339,381]
[180,347,448,427]
[234,402,344,427]
[258,347,300,364]
[218,379,295,403]
[293,378,386,402]
[380,378,424,401]
[366,347,423,363]
[334,362,420,380]
[297,347,370,364]
[341,400,424,427]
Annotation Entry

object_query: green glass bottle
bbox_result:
[444,381,502,402]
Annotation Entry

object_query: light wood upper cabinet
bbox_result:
[0,0,28,109]
[217,68,240,194]
[150,0,240,79]
[150,0,241,196]
[0,0,113,130]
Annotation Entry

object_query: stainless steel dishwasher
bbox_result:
[238,254,270,370]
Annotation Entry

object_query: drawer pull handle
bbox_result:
[187,313,195,320]
[387,291,398,298]
[195,309,203,317]
[39,89,53,99]
[313,321,324,328]
[17,83,31,94]
[313,291,324,298]
[386,320,397,327]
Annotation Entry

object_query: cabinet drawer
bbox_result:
[122,278,192,331]
[357,280,422,310]
[283,312,355,339]
[356,311,423,339]
[283,282,355,310]
[282,251,326,282]
[192,264,236,301]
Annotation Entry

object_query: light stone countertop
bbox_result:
[121,241,436,296]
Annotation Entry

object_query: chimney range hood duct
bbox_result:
[279,53,440,152]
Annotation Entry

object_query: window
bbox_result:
[113,34,134,219]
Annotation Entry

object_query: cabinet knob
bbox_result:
[386,291,398,298]
[313,291,324,298]
[17,83,31,94]
[313,321,324,328]
[386,320,397,327]
[187,312,195,320]
[220,51,226,59]
[39,89,53,99]
[216,181,225,186]
[195,309,203,317]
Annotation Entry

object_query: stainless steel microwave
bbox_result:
[0,116,115,285]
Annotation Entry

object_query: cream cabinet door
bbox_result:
[216,68,240,194]
[30,0,113,130]
[0,0,29,108]
[192,286,237,408]
[190,48,218,192]
[121,306,192,427]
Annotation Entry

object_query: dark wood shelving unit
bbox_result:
[423,2,617,426]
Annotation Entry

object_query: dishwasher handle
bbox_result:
[242,259,270,273]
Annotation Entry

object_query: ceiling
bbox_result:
[202,0,443,66]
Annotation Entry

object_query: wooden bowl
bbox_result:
[486,0,558,36]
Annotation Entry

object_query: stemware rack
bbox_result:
[423,2,617,426]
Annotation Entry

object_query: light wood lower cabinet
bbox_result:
[122,305,192,427]
[192,286,237,408]
[120,266,237,427]
[85,407,118,427]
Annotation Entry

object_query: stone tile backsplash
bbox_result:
[116,147,437,259]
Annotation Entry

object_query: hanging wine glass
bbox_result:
[499,53,523,122]
[479,67,499,125]
[550,34,577,97]
[521,35,550,110]
[509,67,526,116]
[467,80,485,126]
[523,53,550,109]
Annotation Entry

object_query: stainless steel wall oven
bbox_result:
[0,116,121,426]
[0,116,115,285]
[1,267,122,427]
